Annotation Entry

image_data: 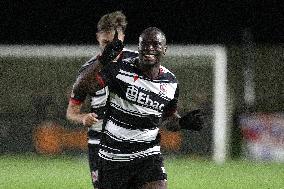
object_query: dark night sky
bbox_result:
[1,0,283,45]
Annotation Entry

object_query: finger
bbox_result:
[83,118,93,126]
[113,29,119,41]
[88,115,98,122]
[90,113,98,118]
[93,117,98,122]
[88,118,98,126]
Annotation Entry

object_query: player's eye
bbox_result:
[103,40,111,45]
[148,42,162,50]
[153,42,162,48]
[141,42,158,48]
[140,42,147,47]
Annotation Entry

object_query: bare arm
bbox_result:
[66,63,103,127]
[66,101,98,127]
[66,31,123,126]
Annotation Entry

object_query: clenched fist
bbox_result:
[82,113,99,127]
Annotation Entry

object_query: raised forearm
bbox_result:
[66,103,85,124]
[66,102,98,127]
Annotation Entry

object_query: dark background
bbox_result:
[1,0,284,157]
[1,0,283,45]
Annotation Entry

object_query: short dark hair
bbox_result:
[97,11,127,33]
[140,27,167,44]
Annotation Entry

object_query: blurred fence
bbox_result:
[0,45,283,160]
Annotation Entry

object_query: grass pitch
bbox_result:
[1,154,284,189]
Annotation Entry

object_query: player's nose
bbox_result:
[148,44,155,50]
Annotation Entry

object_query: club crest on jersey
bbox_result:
[126,85,165,110]
[133,74,139,82]
[160,83,167,93]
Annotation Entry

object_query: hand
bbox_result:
[99,30,124,66]
[82,113,98,127]
[179,109,204,131]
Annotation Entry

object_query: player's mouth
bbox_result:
[143,54,155,60]
[142,53,157,63]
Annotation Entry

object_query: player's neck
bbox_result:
[141,63,160,79]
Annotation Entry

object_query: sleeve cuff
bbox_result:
[69,98,83,105]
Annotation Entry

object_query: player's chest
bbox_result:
[114,69,175,108]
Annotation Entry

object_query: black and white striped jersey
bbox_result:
[97,57,179,162]
[76,48,138,145]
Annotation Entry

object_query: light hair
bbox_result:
[97,11,127,33]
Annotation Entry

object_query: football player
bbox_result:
[68,27,203,189]
[66,11,138,189]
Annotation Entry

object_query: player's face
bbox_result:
[96,30,125,51]
[138,32,167,67]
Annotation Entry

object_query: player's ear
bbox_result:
[96,32,100,42]
[120,33,125,41]
[163,45,168,55]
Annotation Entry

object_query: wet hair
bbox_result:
[97,11,127,33]
[140,27,167,44]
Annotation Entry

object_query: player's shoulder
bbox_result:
[160,65,178,83]
[122,48,139,59]
[120,56,139,67]
[160,65,175,75]
[79,55,99,73]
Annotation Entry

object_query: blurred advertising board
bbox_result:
[240,113,284,161]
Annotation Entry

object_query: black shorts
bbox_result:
[98,155,167,189]
[88,143,100,188]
